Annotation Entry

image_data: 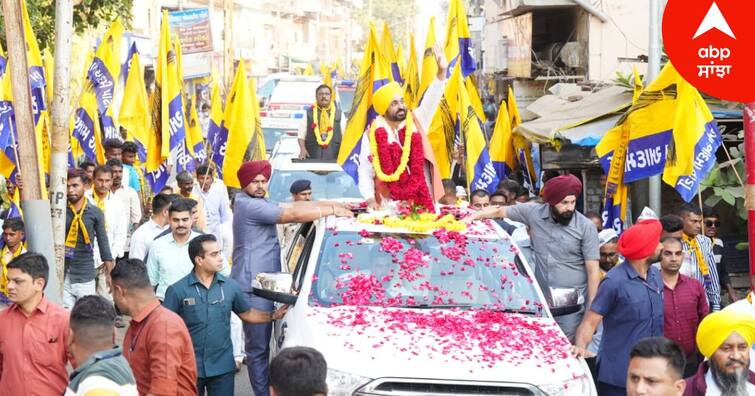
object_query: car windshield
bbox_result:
[337,88,354,114]
[310,230,544,315]
[270,80,322,104]
[268,170,361,202]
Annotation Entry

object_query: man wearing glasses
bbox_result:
[298,84,344,160]
[703,206,738,303]
[164,234,288,395]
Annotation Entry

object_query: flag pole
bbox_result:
[744,103,755,292]
[1,0,59,301]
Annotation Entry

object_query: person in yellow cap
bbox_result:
[357,46,447,210]
[683,310,755,395]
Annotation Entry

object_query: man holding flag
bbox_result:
[356,46,447,210]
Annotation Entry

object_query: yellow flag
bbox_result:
[418,17,438,104]
[466,76,486,123]
[186,95,206,162]
[222,62,254,188]
[507,86,522,128]
[248,77,266,161]
[119,51,155,169]
[155,11,187,161]
[303,64,314,76]
[43,48,54,110]
[396,44,407,80]
[337,23,391,179]
[403,34,420,109]
[380,22,402,84]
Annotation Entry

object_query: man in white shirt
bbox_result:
[85,165,128,301]
[106,159,142,258]
[129,193,175,262]
[146,198,202,300]
[193,165,231,248]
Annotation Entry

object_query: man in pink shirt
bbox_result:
[0,253,71,395]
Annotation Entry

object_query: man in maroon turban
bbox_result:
[230,160,353,396]
[573,219,664,396]
[466,173,600,342]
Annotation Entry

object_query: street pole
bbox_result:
[1,0,59,301]
[48,0,75,301]
[647,0,663,215]
[744,104,755,291]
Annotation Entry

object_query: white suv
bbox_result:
[254,213,596,396]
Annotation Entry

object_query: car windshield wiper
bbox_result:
[491,307,540,315]
[396,303,474,310]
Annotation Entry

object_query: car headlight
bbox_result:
[538,373,593,396]
[326,368,372,396]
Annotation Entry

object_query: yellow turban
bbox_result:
[696,310,755,358]
[372,82,403,115]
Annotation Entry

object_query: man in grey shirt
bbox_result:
[467,174,600,340]
[64,169,113,309]
[231,160,353,396]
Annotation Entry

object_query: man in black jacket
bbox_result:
[298,84,342,160]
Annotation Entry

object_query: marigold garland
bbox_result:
[357,212,466,233]
[369,115,415,182]
[312,102,336,148]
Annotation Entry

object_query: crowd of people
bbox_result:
[0,74,753,396]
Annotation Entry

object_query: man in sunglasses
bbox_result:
[703,207,738,303]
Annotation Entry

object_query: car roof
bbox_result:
[323,210,506,240]
[271,155,345,172]
[277,76,323,83]
[271,136,300,157]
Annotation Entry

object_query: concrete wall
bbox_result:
[587,0,649,82]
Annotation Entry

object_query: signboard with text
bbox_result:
[168,8,213,55]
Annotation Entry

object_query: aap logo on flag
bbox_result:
[663,1,755,102]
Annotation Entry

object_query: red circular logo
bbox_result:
[663,0,755,102]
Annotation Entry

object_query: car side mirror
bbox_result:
[252,272,298,305]
[548,287,583,317]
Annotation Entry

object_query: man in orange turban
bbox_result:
[572,219,664,396]
[356,47,447,210]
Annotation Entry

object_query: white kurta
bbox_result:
[357,78,446,200]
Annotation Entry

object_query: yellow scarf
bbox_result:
[0,245,23,294]
[313,102,336,147]
[683,234,710,276]
[66,203,91,250]
[92,192,107,212]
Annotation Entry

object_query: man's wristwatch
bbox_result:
[269,311,275,321]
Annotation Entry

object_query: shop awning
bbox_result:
[515,84,632,146]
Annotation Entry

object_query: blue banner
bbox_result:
[469,148,499,194]
[0,101,15,150]
[175,140,196,173]
[599,131,672,184]
[167,95,187,152]
[145,162,170,193]
[100,113,119,140]
[122,42,138,84]
[87,58,115,115]
[602,196,624,233]
[673,120,721,202]
[72,108,99,162]
[211,125,228,179]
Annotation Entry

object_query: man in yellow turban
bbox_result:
[356,46,447,210]
[684,310,755,395]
